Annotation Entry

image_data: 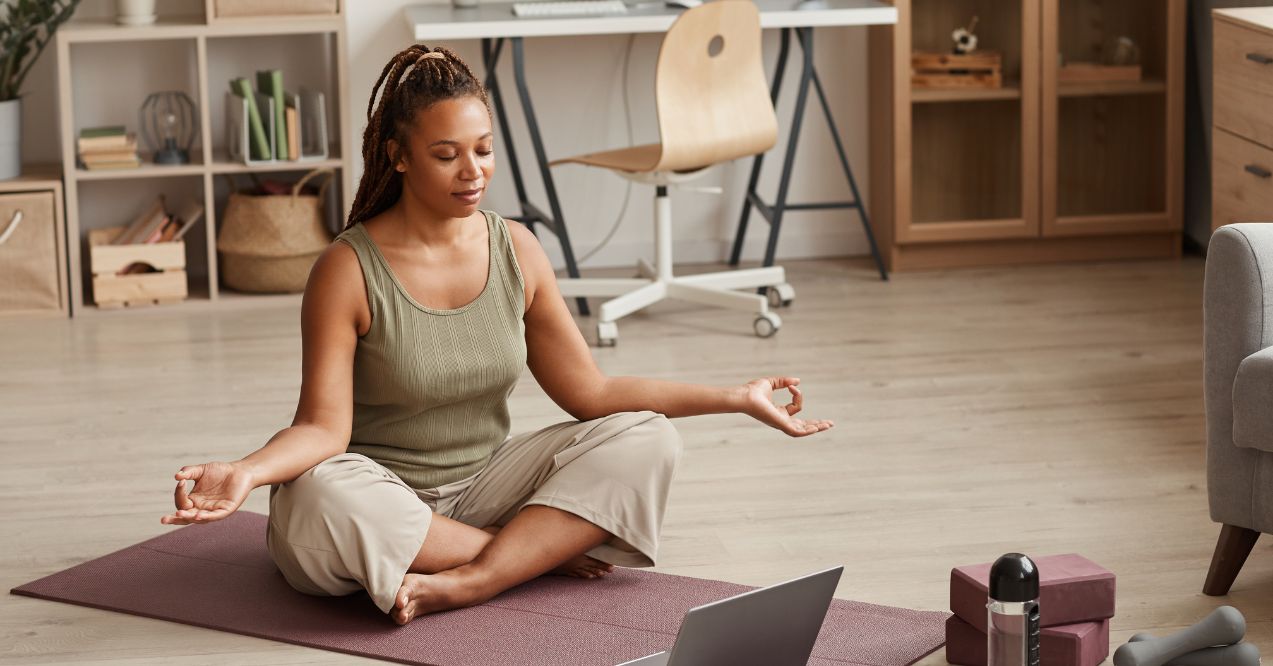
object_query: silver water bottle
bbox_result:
[987,553,1040,666]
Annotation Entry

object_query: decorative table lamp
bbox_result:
[139,91,196,165]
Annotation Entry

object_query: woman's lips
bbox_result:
[452,188,482,204]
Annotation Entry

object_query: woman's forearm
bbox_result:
[588,376,747,419]
[236,424,347,488]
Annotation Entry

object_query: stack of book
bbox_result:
[229,69,323,163]
[77,126,140,170]
[945,553,1116,666]
[111,196,204,274]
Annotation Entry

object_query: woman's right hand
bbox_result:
[160,461,256,525]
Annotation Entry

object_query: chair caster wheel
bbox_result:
[754,312,781,338]
[596,321,618,347]
[767,283,795,308]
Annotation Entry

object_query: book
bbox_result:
[82,157,142,171]
[78,134,136,152]
[256,69,287,160]
[80,149,140,163]
[114,196,166,245]
[79,125,126,139]
[169,201,204,242]
[285,103,299,161]
[142,215,172,244]
[230,77,271,161]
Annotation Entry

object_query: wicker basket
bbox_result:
[218,169,334,294]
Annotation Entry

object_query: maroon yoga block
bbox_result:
[950,553,1115,632]
[944,615,1110,666]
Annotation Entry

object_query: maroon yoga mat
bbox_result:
[11,512,947,665]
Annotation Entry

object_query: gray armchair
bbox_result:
[1203,223,1273,595]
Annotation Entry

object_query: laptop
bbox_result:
[615,566,844,666]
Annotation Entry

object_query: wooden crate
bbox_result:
[88,226,187,309]
[912,51,1003,89]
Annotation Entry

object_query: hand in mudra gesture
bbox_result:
[740,377,834,437]
[159,461,254,525]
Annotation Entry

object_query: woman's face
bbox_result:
[392,95,495,219]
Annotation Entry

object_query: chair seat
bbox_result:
[1234,345,1273,454]
[551,143,664,173]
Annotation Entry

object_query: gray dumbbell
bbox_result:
[1129,632,1261,666]
[1112,606,1247,666]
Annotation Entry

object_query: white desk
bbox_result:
[406,0,896,39]
[404,1,896,317]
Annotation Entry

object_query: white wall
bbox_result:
[345,1,875,269]
[20,0,876,270]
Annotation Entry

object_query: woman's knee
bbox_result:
[635,413,683,468]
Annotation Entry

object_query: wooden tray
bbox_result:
[912,51,1003,89]
[1057,63,1142,83]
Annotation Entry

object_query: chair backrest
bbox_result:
[652,0,778,172]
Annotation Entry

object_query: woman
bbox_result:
[160,45,833,626]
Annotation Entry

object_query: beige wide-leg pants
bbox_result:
[265,411,682,613]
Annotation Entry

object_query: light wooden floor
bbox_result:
[3,255,1268,664]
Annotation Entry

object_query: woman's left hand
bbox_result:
[738,377,834,437]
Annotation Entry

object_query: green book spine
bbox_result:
[80,125,126,138]
[230,78,270,161]
[256,70,287,160]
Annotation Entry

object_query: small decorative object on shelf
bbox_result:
[912,50,1002,89]
[139,91,196,165]
[952,16,980,54]
[114,0,155,25]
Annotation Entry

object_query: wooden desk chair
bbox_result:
[551,0,791,346]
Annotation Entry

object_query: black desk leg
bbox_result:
[729,28,790,267]
[730,27,889,282]
[482,39,531,221]
[510,38,589,316]
[483,37,590,316]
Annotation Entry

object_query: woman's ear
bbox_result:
[387,139,407,173]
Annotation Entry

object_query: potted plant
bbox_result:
[0,0,82,180]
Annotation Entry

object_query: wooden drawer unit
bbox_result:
[1214,18,1273,152]
[1213,8,1273,233]
[1213,128,1273,228]
[0,173,67,318]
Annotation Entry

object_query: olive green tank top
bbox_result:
[335,210,527,490]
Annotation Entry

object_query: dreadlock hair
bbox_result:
[345,45,491,230]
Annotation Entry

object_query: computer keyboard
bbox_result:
[511,0,629,17]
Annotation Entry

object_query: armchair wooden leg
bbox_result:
[1203,524,1261,596]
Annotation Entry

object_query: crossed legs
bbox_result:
[392,505,616,625]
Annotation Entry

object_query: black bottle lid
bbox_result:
[989,553,1039,602]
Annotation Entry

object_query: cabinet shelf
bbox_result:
[911,85,1022,104]
[56,12,353,317]
[59,15,342,43]
[1057,79,1167,98]
[209,146,343,174]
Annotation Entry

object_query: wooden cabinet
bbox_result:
[1212,8,1273,233]
[0,169,68,318]
[869,0,1184,271]
[54,12,353,317]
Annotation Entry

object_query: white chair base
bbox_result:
[557,171,794,346]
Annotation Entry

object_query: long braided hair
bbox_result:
[345,45,491,230]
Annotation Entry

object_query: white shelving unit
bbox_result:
[55,10,353,316]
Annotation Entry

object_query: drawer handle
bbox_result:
[1247,52,1273,65]
[0,210,23,246]
[1245,164,1272,179]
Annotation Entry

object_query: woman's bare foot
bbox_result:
[480,525,613,578]
[553,554,615,578]
[392,570,482,625]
